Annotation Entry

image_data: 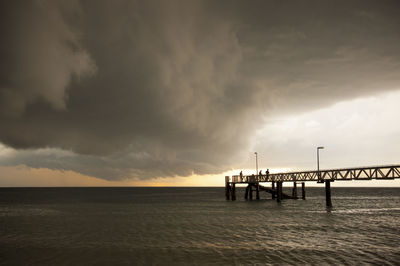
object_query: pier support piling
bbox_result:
[292,182,297,199]
[277,182,282,203]
[271,181,276,199]
[225,176,230,200]
[225,185,230,200]
[231,183,236,201]
[256,183,260,200]
[325,180,332,207]
[245,185,249,200]
[301,182,306,200]
[249,184,253,200]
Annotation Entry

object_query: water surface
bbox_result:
[0,187,399,265]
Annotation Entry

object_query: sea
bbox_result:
[0,187,399,265]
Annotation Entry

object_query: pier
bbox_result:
[225,165,400,206]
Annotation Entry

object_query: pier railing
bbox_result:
[228,164,400,183]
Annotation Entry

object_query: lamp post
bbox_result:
[254,152,260,200]
[317,146,332,207]
[317,146,324,182]
[254,152,258,176]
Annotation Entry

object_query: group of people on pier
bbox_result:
[239,169,269,178]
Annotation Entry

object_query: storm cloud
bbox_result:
[1,0,400,180]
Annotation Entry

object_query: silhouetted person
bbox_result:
[259,170,262,177]
[266,169,270,177]
[240,170,243,180]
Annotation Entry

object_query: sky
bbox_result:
[0,0,400,187]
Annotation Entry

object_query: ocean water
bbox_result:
[0,187,399,265]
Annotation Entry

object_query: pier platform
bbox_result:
[225,165,400,207]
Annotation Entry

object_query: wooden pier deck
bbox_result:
[225,164,400,207]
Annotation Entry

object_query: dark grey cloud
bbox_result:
[0,0,96,116]
[1,0,400,180]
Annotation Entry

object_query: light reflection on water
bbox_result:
[0,187,399,265]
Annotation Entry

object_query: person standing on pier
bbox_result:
[266,169,269,178]
[240,171,243,182]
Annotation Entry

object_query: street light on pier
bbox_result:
[254,151,260,200]
[317,146,324,182]
[254,152,258,177]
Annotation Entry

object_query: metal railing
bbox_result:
[227,165,400,183]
